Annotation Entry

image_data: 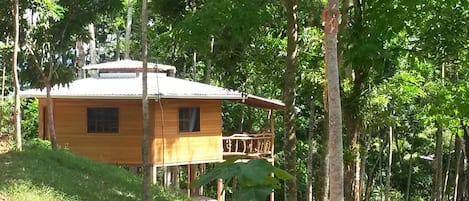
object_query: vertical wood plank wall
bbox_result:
[38,98,223,165]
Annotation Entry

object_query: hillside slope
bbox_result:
[0,140,190,201]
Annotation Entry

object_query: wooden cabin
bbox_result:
[20,60,284,200]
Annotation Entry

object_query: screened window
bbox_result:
[87,108,119,133]
[179,107,200,132]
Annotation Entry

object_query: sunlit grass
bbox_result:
[0,139,190,201]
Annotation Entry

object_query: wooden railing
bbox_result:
[222,133,274,159]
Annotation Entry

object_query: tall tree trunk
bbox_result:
[88,23,97,64]
[404,133,416,201]
[463,126,469,200]
[307,97,315,201]
[0,58,6,128]
[365,138,385,201]
[204,35,214,84]
[360,131,369,199]
[46,83,57,150]
[454,136,464,201]
[141,0,151,200]
[12,0,22,151]
[432,123,443,201]
[284,0,298,200]
[384,126,393,201]
[192,51,197,81]
[442,134,455,200]
[115,25,121,61]
[344,1,365,200]
[323,0,343,200]
[315,113,329,201]
[124,0,133,60]
[76,40,86,78]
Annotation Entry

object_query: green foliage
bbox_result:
[21,98,38,141]
[194,158,293,201]
[0,142,190,201]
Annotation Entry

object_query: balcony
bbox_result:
[222,132,274,160]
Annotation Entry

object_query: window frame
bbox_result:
[86,107,119,134]
[178,107,201,133]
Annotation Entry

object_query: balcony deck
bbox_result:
[222,132,274,160]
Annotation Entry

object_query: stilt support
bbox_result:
[151,165,157,184]
[217,178,224,201]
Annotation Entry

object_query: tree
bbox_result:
[141,0,151,200]
[323,0,343,200]
[21,0,121,150]
[124,0,133,59]
[12,0,21,151]
[284,0,298,200]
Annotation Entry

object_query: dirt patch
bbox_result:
[0,133,12,154]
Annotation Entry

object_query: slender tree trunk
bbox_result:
[442,134,455,200]
[360,131,369,199]
[76,40,86,78]
[192,51,197,81]
[404,133,416,201]
[284,0,299,200]
[124,0,133,59]
[141,0,151,200]
[0,59,6,128]
[460,126,469,201]
[115,26,121,61]
[384,126,393,201]
[12,0,22,151]
[307,97,315,201]
[365,134,386,201]
[88,23,97,64]
[323,0,343,200]
[204,35,214,84]
[432,123,443,201]
[0,36,8,125]
[46,83,57,150]
[454,137,463,201]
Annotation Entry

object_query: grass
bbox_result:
[0,139,191,201]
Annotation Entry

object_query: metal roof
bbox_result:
[21,67,285,110]
[20,73,242,100]
[82,59,177,73]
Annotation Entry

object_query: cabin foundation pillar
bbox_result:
[163,166,180,190]
[150,164,158,184]
[189,164,198,196]
[217,178,224,201]
[198,164,205,195]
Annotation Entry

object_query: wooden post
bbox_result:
[269,109,275,201]
[189,164,198,196]
[164,166,171,188]
[217,178,224,201]
[150,165,157,184]
[198,164,206,195]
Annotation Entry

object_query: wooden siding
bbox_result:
[152,99,223,165]
[38,98,223,165]
[39,99,152,164]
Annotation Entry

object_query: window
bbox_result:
[179,107,200,132]
[87,108,119,133]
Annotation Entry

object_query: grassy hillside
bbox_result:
[0,140,190,201]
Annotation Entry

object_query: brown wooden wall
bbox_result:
[152,99,223,165]
[38,98,223,165]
